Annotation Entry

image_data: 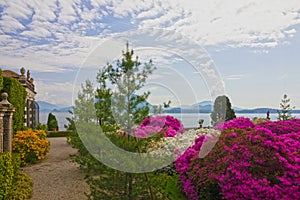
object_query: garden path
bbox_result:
[23,137,89,200]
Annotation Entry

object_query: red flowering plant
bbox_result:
[175,118,300,200]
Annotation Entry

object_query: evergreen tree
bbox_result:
[210,95,236,126]
[94,42,156,199]
[73,80,96,123]
[47,113,58,131]
[278,94,295,120]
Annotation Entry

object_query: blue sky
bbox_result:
[0,0,300,109]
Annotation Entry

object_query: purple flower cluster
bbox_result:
[215,117,255,131]
[134,115,185,138]
[175,118,300,199]
[174,135,206,200]
[255,118,300,135]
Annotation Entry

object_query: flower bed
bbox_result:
[13,129,50,166]
[175,118,300,200]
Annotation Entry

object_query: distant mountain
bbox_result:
[37,100,300,114]
[36,101,72,113]
[165,100,214,113]
[164,100,300,114]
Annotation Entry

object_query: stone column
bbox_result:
[0,110,4,153]
[0,93,15,152]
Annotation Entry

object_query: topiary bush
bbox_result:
[47,113,59,131]
[175,119,300,200]
[12,129,50,166]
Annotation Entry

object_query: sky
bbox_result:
[0,0,300,109]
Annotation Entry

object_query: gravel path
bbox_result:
[23,137,90,200]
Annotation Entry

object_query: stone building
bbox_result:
[2,67,39,128]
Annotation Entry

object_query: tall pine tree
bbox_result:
[278,94,295,120]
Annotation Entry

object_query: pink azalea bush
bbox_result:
[175,119,300,200]
[134,115,185,138]
[255,118,300,135]
[214,117,254,131]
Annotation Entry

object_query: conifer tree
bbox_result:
[210,95,236,126]
[47,112,58,131]
[278,94,295,120]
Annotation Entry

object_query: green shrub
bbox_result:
[0,153,23,199]
[0,153,14,199]
[8,172,32,200]
[34,123,48,132]
[47,130,71,137]
[12,129,50,166]
[47,113,59,131]
[149,172,187,200]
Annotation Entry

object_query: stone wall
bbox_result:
[0,93,15,153]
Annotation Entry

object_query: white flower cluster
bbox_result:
[147,128,221,158]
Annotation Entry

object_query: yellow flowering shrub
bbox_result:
[12,129,50,166]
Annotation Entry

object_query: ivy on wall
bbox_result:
[1,76,27,133]
[0,69,3,90]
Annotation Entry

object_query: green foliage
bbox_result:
[278,94,295,120]
[210,95,236,126]
[149,171,187,200]
[0,153,24,199]
[47,130,71,137]
[2,76,27,133]
[34,123,48,132]
[68,43,185,199]
[97,42,155,130]
[64,110,76,131]
[47,113,59,131]
[8,172,32,200]
[12,129,50,166]
[73,80,97,123]
[0,69,3,90]
[0,153,14,199]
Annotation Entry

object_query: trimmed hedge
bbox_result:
[47,130,72,137]
[2,76,27,133]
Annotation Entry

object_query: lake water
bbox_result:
[39,112,300,130]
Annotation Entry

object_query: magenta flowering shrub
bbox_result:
[175,119,300,200]
[174,135,207,200]
[134,115,185,138]
[255,118,300,135]
[214,117,254,131]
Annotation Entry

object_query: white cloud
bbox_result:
[35,80,75,105]
[0,15,25,33]
[224,74,245,81]
[0,0,300,105]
